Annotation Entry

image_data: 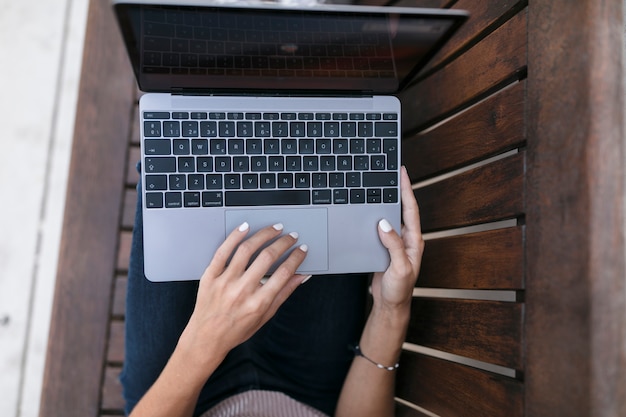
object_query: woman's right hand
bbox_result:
[179,222,309,371]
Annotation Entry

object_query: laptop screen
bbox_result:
[113,2,467,94]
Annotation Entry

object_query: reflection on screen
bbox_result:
[120,5,456,93]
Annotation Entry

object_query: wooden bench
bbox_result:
[40,0,626,416]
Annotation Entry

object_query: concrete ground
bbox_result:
[0,1,88,416]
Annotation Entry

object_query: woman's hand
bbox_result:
[336,166,424,417]
[371,166,424,313]
[179,222,310,370]
[129,223,308,417]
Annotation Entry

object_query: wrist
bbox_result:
[175,325,229,381]
[370,301,411,330]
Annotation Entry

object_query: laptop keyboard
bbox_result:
[142,111,399,209]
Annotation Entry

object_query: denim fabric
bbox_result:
[120,178,368,417]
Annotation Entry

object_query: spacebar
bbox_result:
[225,190,311,206]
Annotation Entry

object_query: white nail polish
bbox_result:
[273,223,284,231]
[239,222,250,232]
[379,218,393,233]
[301,275,313,284]
[289,231,299,239]
[299,244,309,252]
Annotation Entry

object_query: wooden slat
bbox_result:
[406,298,522,369]
[395,402,432,417]
[421,0,527,74]
[418,226,524,290]
[396,351,523,417]
[126,145,140,186]
[100,366,124,413]
[525,0,626,415]
[116,231,133,272]
[112,275,127,318]
[107,320,125,365]
[404,81,526,181]
[39,0,136,415]
[415,152,525,233]
[399,9,526,131]
[122,188,138,230]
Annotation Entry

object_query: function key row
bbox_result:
[144,120,398,138]
[144,111,398,121]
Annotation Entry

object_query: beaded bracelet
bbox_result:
[351,345,400,371]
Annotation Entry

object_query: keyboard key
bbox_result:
[165,192,183,208]
[169,174,186,190]
[197,157,213,172]
[200,121,218,137]
[144,121,162,137]
[191,139,209,155]
[281,139,298,154]
[184,192,201,207]
[350,189,366,204]
[375,122,398,137]
[224,174,240,189]
[182,121,199,137]
[260,173,276,189]
[188,174,204,190]
[145,157,176,173]
[145,175,167,191]
[295,173,310,188]
[383,188,398,203]
[246,139,263,154]
[312,189,332,204]
[145,192,164,208]
[384,139,399,170]
[225,190,310,206]
[145,139,170,155]
[206,174,222,189]
[367,188,382,203]
[333,189,348,204]
[332,138,348,154]
[278,173,293,188]
[242,174,258,189]
[202,191,223,207]
[210,139,227,155]
[363,172,398,187]
[346,172,360,187]
[173,139,190,155]
[163,121,180,137]
[178,157,195,172]
[144,112,170,119]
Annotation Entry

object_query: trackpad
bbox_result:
[225,208,328,273]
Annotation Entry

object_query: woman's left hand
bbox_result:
[371,166,424,313]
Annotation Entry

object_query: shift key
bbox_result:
[363,172,398,187]
[145,157,176,173]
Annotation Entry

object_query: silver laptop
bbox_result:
[112,0,467,281]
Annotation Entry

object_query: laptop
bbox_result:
[112,0,467,281]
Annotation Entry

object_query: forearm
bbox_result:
[129,334,225,417]
[335,305,410,417]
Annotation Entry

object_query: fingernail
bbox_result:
[301,275,313,284]
[379,218,393,233]
[239,222,249,232]
[273,223,284,231]
[289,231,299,239]
[299,244,309,252]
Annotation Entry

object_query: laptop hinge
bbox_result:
[170,89,375,98]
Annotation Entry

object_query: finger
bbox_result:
[259,245,309,316]
[203,221,250,278]
[244,231,302,282]
[227,223,285,275]
[399,166,424,256]
[378,218,412,276]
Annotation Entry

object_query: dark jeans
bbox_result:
[120,183,368,417]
